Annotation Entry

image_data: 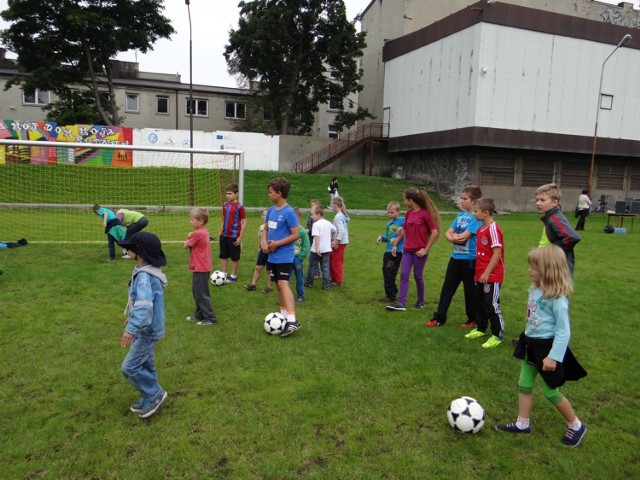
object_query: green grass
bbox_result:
[1,173,639,479]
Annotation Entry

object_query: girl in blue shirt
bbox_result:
[495,245,587,447]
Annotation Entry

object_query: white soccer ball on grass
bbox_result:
[447,396,485,434]
[210,270,227,286]
[264,312,286,335]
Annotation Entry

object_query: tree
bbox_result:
[0,0,174,126]
[224,0,372,135]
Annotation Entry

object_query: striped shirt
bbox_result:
[220,201,246,238]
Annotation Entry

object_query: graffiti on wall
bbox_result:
[601,7,640,28]
[0,120,133,166]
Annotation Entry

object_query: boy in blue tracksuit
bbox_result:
[118,232,169,419]
[376,201,405,303]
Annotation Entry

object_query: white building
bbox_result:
[359,0,640,209]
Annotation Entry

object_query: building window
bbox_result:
[328,96,341,110]
[479,157,515,186]
[522,159,555,187]
[225,101,246,119]
[186,98,208,116]
[156,96,169,114]
[596,162,625,190]
[630,165,640,191]
[125,93,139,113]
[328,125,340,139]
[560,161,589,189]
[23,88,50,105]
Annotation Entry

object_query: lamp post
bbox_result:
[186,0,195,206]
[588,33,632,196]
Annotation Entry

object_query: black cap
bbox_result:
[118,232,167,267]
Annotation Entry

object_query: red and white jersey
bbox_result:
[475,221,504,283]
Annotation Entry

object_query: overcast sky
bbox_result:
[0,0,636,88]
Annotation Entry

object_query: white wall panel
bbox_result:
[384,22,640,142]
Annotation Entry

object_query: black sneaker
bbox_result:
[561,423,586,447]
[495,422,531,434]
[412,302,425,310]
[280,321,301,337]
[197,319,218,326]
[244,283,256,291]
[386,303,406,311]
[138,391,168,419]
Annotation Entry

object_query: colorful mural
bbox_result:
[0,120,133,166]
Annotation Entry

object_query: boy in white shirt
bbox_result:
[304,205,336,290]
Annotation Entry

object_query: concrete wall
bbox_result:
[383,23,640,141]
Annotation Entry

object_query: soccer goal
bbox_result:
[0,139,244,244]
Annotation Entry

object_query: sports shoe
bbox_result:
[130,399,146,414]
[297,297,304,302]
[426,319,441,327]
[280,321,301,337]
[224,276,237,284]
[262,286,273,294]
[495,422,531,434]
[138,391,168,419]
[244,283,256,291]
[460,321,477,329]
[122,254,131,259]
[561,423,586,447]
[330,281,343,287]
[197,319,218,326]
[482,335,503,348]
[185,316,200,322]
[386,303,406,311]
[412,302,425,310]
[464,328,486,339]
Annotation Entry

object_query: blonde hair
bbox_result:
[528,246,573,298]
[330,196,348,216]
[190,207,209,225]
[535,183,562,202]
[403,187,442,234]
[387,200,401,211]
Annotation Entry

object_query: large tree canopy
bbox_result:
[224,0,371,135]
[0,0,174,125]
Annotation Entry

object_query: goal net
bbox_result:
[0,139,243,244]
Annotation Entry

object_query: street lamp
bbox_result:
[588,33,632,196]
[186,0,195,206]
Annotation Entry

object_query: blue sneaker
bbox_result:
[495,422,531,434]
[561,423,586,447]
[130,399,146,414]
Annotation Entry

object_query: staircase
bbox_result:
[293,122,389,173]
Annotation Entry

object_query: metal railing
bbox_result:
[293,122,389,173]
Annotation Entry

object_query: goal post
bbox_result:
[0,139,244,244]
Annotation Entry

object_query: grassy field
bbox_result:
[1,172,639,479]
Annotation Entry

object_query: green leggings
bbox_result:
[518,360,564,405]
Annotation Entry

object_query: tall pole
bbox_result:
[588,33,632,196]
[186,0,195,206]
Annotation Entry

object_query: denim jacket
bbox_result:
[124,264,168,340]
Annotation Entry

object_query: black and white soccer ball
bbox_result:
[210,270,227,286]
[447,396,485,434]
[264,312,286,335]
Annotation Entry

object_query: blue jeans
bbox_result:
[121,335,164,403]
[306,252,330,288]
[290,257,305,298]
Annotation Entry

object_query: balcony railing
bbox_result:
[293,122,388,173]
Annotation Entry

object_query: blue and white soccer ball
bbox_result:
[210,270,227,286]
[447,396,485,434]
[264,312,286,335]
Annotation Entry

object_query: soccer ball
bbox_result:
[264,312,286,335]
[447,396,485,434]
[210,270,227,286]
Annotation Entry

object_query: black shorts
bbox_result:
[219,235,241,261]
[256,250,269,267]
[268,262,293,282]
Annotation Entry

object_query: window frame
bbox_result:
[186,97,208,117]
[225,101,247,120]
[156,95,169,115]
[22,88,50,106]
[125,92,140,113]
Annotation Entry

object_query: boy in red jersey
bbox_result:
[464,198,505,348]
[184,208,218,326]
[219,183,247,282]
